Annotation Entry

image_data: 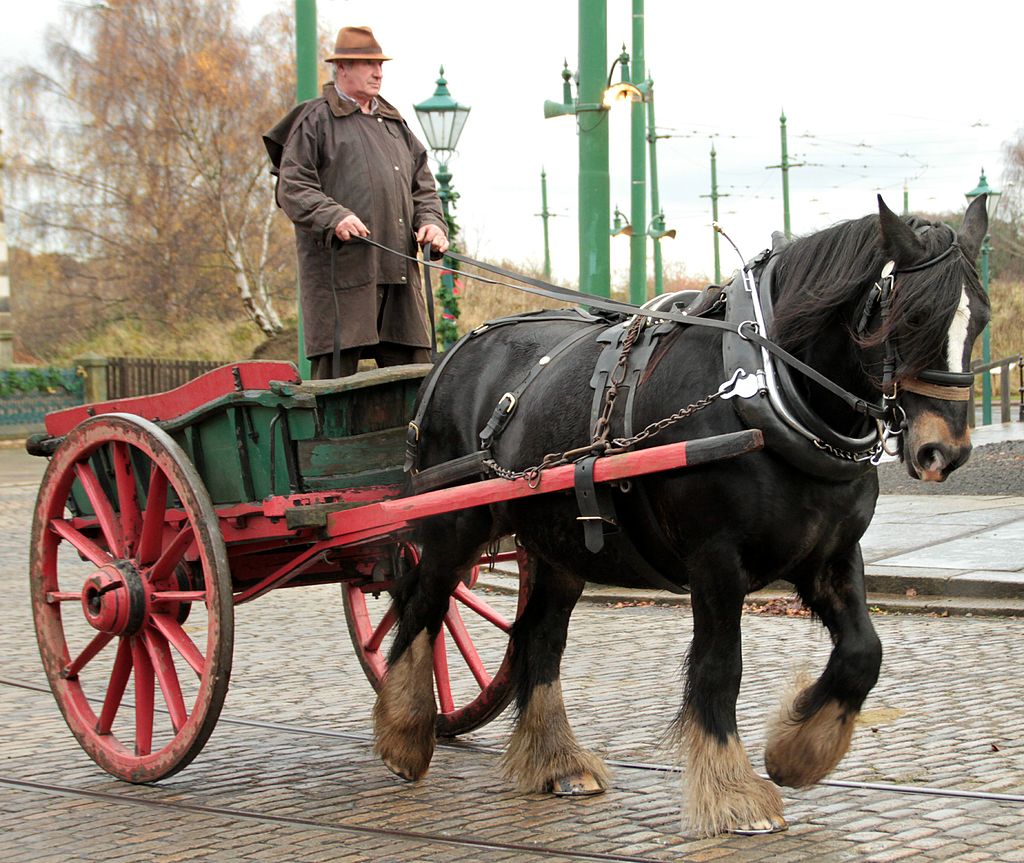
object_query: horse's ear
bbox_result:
[958,193,989,262]
[877,195,925,265]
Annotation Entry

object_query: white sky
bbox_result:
[1,0,1020,286]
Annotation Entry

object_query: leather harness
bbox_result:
[376,227,975,587]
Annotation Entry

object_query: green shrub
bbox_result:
[0,367,83,398]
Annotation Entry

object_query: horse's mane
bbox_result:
[772,213,982,379]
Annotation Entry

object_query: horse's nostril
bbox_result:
[916,441,971,478]
[916,444,949,473]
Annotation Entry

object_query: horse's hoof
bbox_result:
[726,816,788,836]
[383,758,427,782]
[549,773,606,796]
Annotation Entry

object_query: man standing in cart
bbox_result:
[265,25,449,379]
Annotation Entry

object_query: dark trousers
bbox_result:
[309,343,431,380]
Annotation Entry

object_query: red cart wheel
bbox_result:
[30,413,233,782]
[342,539,532,736]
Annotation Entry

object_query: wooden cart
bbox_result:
[27,360,761,782]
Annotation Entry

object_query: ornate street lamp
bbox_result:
[965,169,1001,425]
[414,68,471,349]
[414,67,471,166]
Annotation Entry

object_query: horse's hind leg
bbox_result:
[502,557,609,795]
[765,544,882,787]
[373,511,490,781]
[679,560,786,836]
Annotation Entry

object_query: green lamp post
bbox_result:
[293,0,318,378]
[965,169,1001,425]
[414,67,471,349]
[543,0,612,298]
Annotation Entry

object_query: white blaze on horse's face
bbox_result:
[946,286,972,373]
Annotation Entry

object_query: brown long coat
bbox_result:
[267,84,447,358]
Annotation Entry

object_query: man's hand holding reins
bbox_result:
[334,213,370,242]
[416,223,448,255]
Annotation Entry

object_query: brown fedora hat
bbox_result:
[324,26,392,62]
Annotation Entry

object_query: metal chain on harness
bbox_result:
[609,391,723,449]
[483,311,724,486]
[591,314,645,447]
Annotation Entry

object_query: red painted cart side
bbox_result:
[44,361,301,437]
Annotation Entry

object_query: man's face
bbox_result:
[336,60,383,104]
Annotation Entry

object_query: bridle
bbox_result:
[855,240,976,439]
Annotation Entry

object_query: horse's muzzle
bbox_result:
[909,439,972,482]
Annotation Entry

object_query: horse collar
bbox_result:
[722,259,882,479]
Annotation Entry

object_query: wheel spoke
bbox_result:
[150,612,206,676]
[138,465,168,565]
[50,519,113,568]
[432,633,455,714]
[62,631,114,680]
[140,627,187,733]
[112,442,142,557]
[96,637,133,735]
[130,636,155,756]
[73,461,122,557]
[147,526,195,586]
[443,599,491,690]
[452,582,512,632]
[365,604,396,653]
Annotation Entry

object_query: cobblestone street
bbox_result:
[2,474,1022,862]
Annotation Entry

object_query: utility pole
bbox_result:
[903,181,909,216]
[628,0,647,304]
[766,110,804,239]
[699,144,728,284]
[293,0,318,378]
[538,168,553,280]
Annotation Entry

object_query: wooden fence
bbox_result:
[969,353,1024,426]
[104,357,228,400]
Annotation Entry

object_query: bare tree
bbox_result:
[3,0,298,347]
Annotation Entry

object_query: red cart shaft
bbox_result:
[325,430,763,544]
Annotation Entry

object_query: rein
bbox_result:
[354,236,891,424]
[356,232,972,471]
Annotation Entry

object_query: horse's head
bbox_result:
[875,195,990,481]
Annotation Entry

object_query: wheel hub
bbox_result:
[81,561,148,635]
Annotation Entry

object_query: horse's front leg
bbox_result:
[373,511,490,781]
[502,557,609,796]
[765,543,882,787]
[679,565,786,836]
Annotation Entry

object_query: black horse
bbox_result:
[373,197,989,835]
